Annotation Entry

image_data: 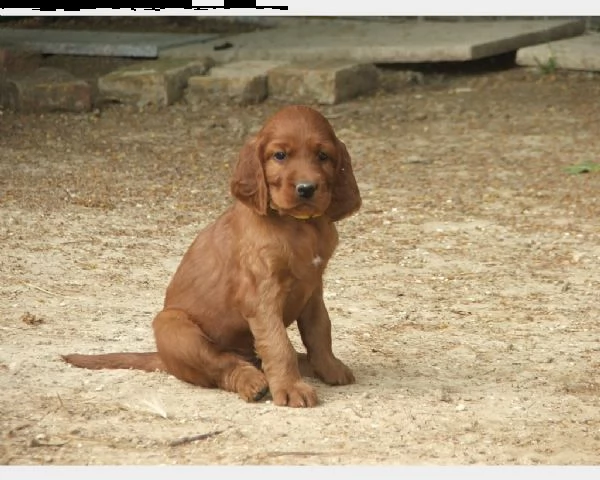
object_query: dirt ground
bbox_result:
[1,28,600,465]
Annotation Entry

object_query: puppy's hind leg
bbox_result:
[152,309,268,402]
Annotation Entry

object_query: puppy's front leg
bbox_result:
[247,278,318,408]
[297,282,355,386]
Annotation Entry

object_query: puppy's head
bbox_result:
[230,105,361,221]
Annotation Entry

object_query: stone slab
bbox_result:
[211,60,286,77]
[0,28,218,58]
[161,19,586,64]
[0,67,92,113]
[187,74,267,106]
[186,61,285,105]
[516,32,600,72]
[268,61,379,105]
[98,57,214,107]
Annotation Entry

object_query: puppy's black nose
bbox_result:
[296,182,317,199]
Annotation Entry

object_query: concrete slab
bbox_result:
[0,28,218,58]
[161,19,585,64]
[516,32,600,72]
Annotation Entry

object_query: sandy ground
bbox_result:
[1,57,599,465]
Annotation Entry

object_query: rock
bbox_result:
[0,67,92,113]
[0,45,41,74]
[268,61,379,105]
[186,60,285,105]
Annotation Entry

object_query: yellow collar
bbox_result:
[291,213,322,220]
[269,204,322,221]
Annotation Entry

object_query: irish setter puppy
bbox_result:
[63,105,361,408]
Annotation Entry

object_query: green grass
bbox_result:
[535,55,558,75]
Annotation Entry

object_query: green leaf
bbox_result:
[564,162,600,175]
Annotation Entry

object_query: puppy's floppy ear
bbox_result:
[326,140,362,222]
[230,136,269,215]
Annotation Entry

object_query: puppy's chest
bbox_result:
[285,232,334,280]
[289,251,327,283]
[281,243,329,321]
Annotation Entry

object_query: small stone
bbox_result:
[20,311,44,326]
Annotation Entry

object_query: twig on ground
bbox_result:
[264,451,330,457]
[25,283,67,297]
[168,430,225,447]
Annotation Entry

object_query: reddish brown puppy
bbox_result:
[63,105,362,408]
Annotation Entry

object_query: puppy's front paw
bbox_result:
[231,365,269,403]
[313,357,355,386]
[271,380,318,408]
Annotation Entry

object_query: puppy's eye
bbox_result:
[273,151,287,161]
[317,151,329,162]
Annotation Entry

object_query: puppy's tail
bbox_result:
[62,352,166,373]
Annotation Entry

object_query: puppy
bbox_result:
[63,105,361,407]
